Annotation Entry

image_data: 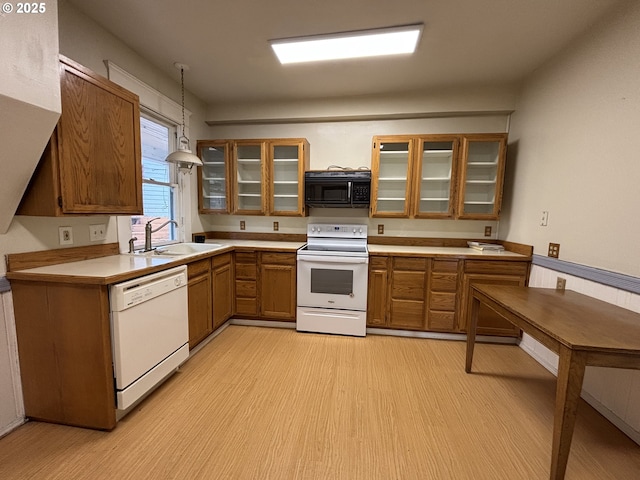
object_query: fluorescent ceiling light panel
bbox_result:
[271,24,423,64]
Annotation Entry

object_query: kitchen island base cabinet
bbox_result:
[11,281,116,430]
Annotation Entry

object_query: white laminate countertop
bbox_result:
[6,239,528,285]
[367,244,527,258]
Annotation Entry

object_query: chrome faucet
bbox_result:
[144,218,179,252]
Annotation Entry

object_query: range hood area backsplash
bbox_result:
[0,2,61,234]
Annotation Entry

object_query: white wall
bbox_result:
[502,0,640,277]
[504,1,640,445]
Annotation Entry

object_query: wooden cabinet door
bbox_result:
[367,256,389,326]
[370,136,415,217]
[268,139,310,216]
[58,57,142,214]
[188,259,212,348]
[212,254,234,329]
[233,140,267,215]
[260,253,296,320]
[389,257,428,330]
[413,136,459,219]
[197,140,233,213]
[460,273,526,337]
[457,133,507,220]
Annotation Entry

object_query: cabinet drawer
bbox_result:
[236,298,258,316]
[432,259,458,273]
[393,257,427,271]
[187,258,211,278]
[212,252,231,267]
[236,263,257,280]
[370,256,389,269]
[428,311,456,331]
[429,291,456,311]
[464,260,529,276]
[235,252,257,264]
[236,280,256,297]
[430,272,458,292]
[261,252,295,265]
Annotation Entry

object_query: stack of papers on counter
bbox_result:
[467,241,505,252]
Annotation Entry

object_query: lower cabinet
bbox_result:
[367,255,430,331]
[426,259,460,332]
[459,260,530,337]
[212,253,234,330]
[367,254,529,337]
[188,252,235,349]
[187,258,212,348]
[234,250,296,321]
[260,252,296,320]
[389,257,428,330]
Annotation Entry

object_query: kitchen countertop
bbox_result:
[6,239,528,285]
[367,244,528,259]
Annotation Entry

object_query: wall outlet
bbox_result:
[59,226,73,245]
[556,277,566,291]
[484,226,492,237]
[240,220,246,230]
[273,221,279,231]
[548,242,560,258]
[89,224,107,241]
[377,224,384,234]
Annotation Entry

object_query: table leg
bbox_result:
[465,295,480,373]
[550,346,587,480]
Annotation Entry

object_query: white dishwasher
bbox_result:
[110,265,189,413]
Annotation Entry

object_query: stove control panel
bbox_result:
[307,224,367,238]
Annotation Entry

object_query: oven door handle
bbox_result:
[297,256,368,265]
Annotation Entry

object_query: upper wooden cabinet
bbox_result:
[370,133,506,220]
[197,140,233,214]
[18,55,143,216]
[457,134,507,219]
[197,138,309,216]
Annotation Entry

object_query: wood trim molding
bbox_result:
[532,254,640,294]
[6,243,120,272]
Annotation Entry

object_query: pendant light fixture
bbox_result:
[165,62,203,170]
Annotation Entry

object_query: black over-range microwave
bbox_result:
[304,170,371,208]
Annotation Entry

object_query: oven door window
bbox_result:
[310,268,353,295]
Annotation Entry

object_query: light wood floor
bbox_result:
[1,325,639,479]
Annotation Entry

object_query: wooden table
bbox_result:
[465,285,640,480]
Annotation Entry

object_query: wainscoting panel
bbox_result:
[523,264,640,445]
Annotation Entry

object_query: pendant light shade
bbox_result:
[165,63,202,169]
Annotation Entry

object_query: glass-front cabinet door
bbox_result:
[457,134,507,219]
[234,140,266,215]
[413,136,459,218]
[269,139,309,216]
[370,136,414,217]
[197,140,232,213]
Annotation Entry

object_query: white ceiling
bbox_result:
[66,0,623,107]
